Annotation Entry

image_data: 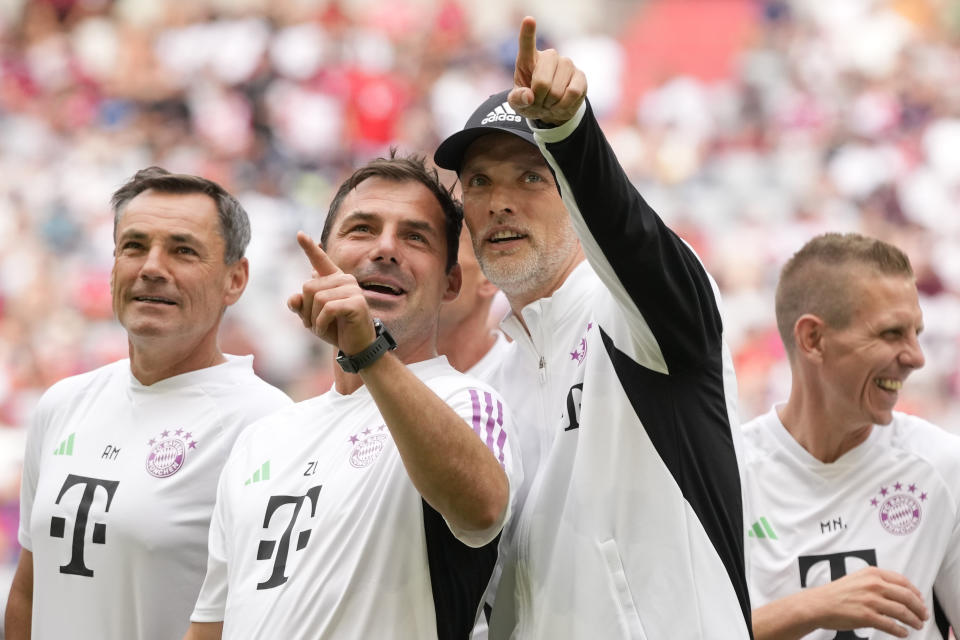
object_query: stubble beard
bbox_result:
[476,226,580,301]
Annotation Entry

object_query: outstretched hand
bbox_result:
[508,16,587,125]
[286,231,376,356]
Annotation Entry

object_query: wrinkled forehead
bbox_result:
[461,132,546,173]
[336,178,446,232]
[116,189,222,237]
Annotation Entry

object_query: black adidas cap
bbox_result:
[434,90,537,173]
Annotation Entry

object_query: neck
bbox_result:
[333,368,366,395]
[437,310,498,374]
[778,381,873,463]
[128,338,226,386]
[505,251,586,335]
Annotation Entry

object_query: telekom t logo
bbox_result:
[50,474,120,577]
[256,485,322,590]
[798,549,878,640]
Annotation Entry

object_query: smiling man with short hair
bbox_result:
[4,167,290,640]
[744,232,960,640]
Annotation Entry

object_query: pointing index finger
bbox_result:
[296,231,340,277]
[515,16,538,84]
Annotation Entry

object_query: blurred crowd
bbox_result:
[2,0,960,606]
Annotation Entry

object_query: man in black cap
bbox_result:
[434,17,752,639]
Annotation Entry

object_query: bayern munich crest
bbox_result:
[348,425,388,469]
[145,429,197,478]
[869,481,926,536]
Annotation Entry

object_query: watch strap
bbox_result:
[336,319,397,373]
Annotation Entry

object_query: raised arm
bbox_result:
[753,567,928,640]
[509,17,722,373]
[289,232,509,539]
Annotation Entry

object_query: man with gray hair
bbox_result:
[743,232,960,639]
[4,167,290,640]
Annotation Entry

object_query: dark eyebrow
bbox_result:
[335,211,378,236]
[339,211,378,226]
[401,219,438,237]
[459,160,487,177]
[117,229,149,241]
[117,229,201,245]
[169,233,200,244]
[338,212,437,237]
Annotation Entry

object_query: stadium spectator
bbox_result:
[3,168,291,640]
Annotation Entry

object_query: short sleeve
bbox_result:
[442,383,522,548]
[18,391,57,551]
[190,460,233,622]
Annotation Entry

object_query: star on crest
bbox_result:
[920,492,928,501]
[870,498,878,507]
[894,482,902,491]
[148,438,156,446]
[188,441,197,449]
[161,430,169,438]
[570,338,588,364]
[349,435,359,444]
[880,487,888,496]
[909,484,917,493]
[175,428,183,436]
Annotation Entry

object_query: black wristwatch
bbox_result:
[336,318,397,373]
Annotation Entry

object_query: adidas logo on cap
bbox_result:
[432,89,536,171]
[481,102,522,126]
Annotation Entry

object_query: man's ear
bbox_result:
[476,275,498,301]
[443,263,462,303]
[223,257,249,307]
[794,314,825,363]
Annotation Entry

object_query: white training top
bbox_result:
[192,356,520,640]
[19,355,291,640]
[743,408,960,638]
[479,100,751,639]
